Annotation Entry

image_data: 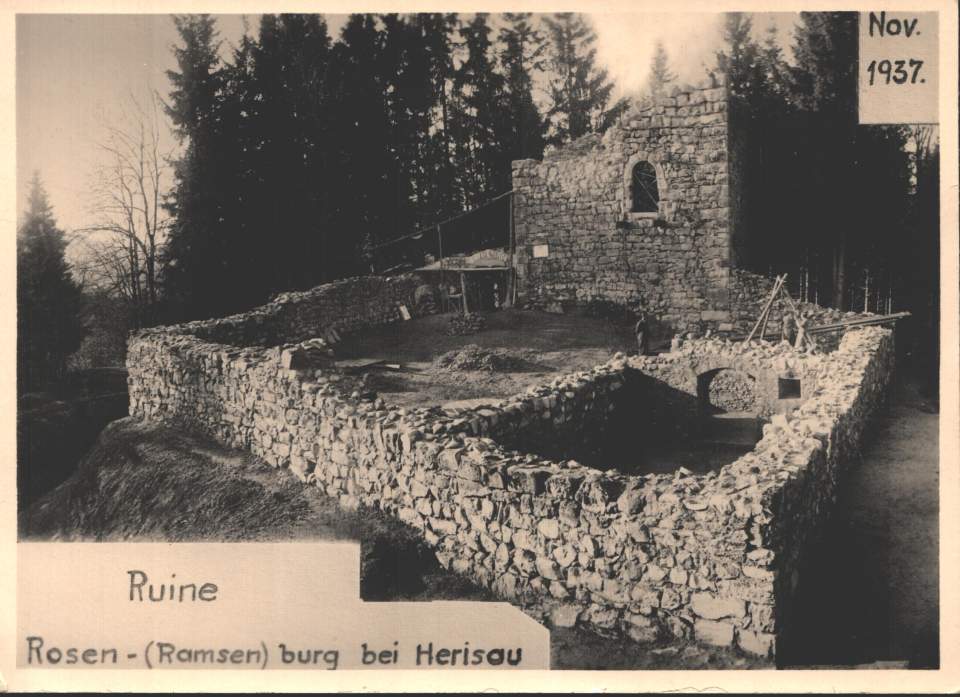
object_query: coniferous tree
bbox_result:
[715,14,795,272]
[789,12,860,309]
[543,13,627,145]
[409,13,460,223]
[787,13,912,321]
[499,12,547,162]
[247,14,336,294]
[17,173,86,391]
[451,13,511,207]
[907,137,939,396]
[759,24,791,106]
[382,13,443,231]
[646,40,677,98]
[327,14,400,268]
[215,29,264,309]
[715,14,763,103]
[713,11,914,319]
[162,14,226,320]
[165,14,353,315]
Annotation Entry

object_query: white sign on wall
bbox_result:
[859,11,938,124]
[532,244,549,259]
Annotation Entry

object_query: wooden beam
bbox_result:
[745,275,785,343]
[507,190,516,308]
[808,311,911,334]
[417,266,511,272]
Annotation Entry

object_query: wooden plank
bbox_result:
[758,298,772,341]
[727,310,911,342]
[438,223,445,313]
[418,266,511,272]
[751,275,784,341]
[507,190,516,308]
[808,311,911,334]
[503,267,514,309]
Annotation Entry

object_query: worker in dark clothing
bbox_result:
[635,313,650,355]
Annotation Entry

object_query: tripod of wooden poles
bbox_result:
[744,274,817,351]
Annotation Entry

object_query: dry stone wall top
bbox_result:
[139,274,424,347]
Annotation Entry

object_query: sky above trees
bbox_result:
[16,12,798,234]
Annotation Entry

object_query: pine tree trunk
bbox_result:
[833,232,847,311]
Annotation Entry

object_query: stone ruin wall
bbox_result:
[511,78,737,335]
[509,78,858,343]
[127,275,894,661]
[180,274,425,346]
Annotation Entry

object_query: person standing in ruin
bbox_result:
[635,313,650,355]
[781,311,796,345]
[794,311,809,350]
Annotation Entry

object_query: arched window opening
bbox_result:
[631,161,660,213]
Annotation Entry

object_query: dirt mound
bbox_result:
[434,344,541,372]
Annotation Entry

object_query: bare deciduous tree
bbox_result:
[906,124,938,192]
[73,93,172,327]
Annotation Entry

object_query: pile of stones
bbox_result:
[707,368,759,412]
[434,345,537,373]
[447,312,486,336]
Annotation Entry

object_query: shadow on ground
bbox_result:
[778,379,939,669]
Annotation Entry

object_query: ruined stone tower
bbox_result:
[511,76,750,334]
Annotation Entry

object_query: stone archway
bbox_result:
[697,367,761,414]
[696,367,764,446]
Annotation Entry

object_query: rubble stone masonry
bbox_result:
[128,275,894,661]
[511,78,738,333]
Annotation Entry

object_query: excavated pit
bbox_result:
[483,366,766,477]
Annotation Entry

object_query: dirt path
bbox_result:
[780,379,939,667]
